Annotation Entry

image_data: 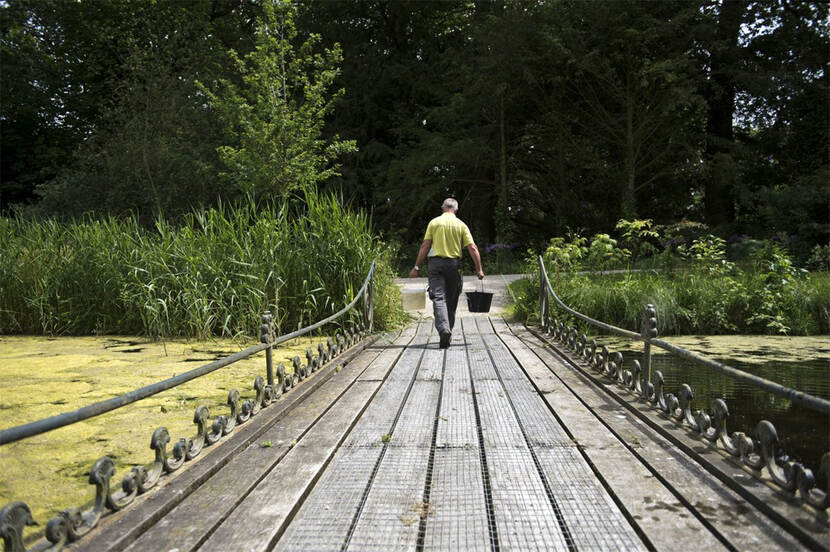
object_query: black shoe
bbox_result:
[439,333,451,349]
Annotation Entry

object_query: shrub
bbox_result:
[513,239,828,336]
[806,244,830,272]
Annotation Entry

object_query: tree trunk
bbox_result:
[622,69,637,219]
[497,91,508,241]
[704,0,745,227]
[499,93,507,211]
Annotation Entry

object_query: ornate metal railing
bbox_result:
[536,255,830,512]
[0,262,376,552]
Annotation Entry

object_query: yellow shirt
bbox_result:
[424,212,474,259]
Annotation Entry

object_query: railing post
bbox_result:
[261,311,274,388]
[363,264,374,333]
[369,266,375,332]
[641,304,657,384]
[538,255,549,330]
[539,262,545,329]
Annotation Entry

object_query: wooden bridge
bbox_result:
[50,316,820,552]
[3,267,828,552]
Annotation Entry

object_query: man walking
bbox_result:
[409,198,484,348]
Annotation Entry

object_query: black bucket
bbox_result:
[466,291,493,313]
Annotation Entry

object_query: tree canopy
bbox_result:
[2,0,827,256]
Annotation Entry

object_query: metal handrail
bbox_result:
[538,255,830,414]
[0,261,376,551]
[537,255,829,512]
[0,261,375,446]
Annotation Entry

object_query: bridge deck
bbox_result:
[78,317,812,552]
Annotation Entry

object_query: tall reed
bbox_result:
[510,270,830,336]
[0,192,405,338]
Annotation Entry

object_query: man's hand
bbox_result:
[409,268,420,278]
[477,270,485,280]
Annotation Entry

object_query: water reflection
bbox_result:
[598,335,830,489]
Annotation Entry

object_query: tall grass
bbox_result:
[0,192,406,338]
[510,270,830,336]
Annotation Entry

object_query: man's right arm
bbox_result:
[409,239,432,278]
[467,243,485,280]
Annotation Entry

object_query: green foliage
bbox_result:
[745,242,809,334]
[514,238,828,336]
[2,0,827,261]
[542,234,587,274]
[10,0,249,220]
[615,219,660,264]
[0,193,403,337]
[585,233,630,271]
[806,244,830,272]
[677,234,734,274]
[199,0,355,200]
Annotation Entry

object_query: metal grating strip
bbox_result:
[485,446,570,551]
[419,348,444,381]
[475,379,526,448]
[461,317,481,335]
[536,448,646,550]
[346,446,431,551]
[435,349,478,449]
[339,329,435,550]
[387,380,441,448]
[274,447,382,551]
[422,448,491,552]
[484,317,647,551]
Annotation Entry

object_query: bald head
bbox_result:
[441,198,459,212]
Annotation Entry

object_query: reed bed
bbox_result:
[510,270,830,336]
[0,192,406,338]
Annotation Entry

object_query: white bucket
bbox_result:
[402,289,426,311]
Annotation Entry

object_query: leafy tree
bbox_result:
[555,0,705,219]
[698,0,747,228]
[200,0,355,200]
[5,0,257,220]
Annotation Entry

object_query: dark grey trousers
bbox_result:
[427,257,463,336]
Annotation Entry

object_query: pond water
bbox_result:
[0,335,316,539]
[596,335,830,488]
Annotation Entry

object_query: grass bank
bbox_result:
[510,270,830,336]
[0,192,406,338]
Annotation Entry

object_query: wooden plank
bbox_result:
[199,331,419,552]
[464,318,570,551]
[425,346,490,552]
[506,321,812,550]
[346,446,431,551]
[199,379,383,552]
[480,322,646,551]
[359,325,418,381]
[278,328,435,550]
[274,447,382,552]
[503,321,760,551]
[342,332,432,448]
[523,323,828,548]
[423,448,491,552]
[121,344,388,552]
[74,333,385,552]
[435,348,477,449]
[418,347,444,382]
[346,355,442,550]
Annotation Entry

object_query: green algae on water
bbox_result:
[0,335,320,539]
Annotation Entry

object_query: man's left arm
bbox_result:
[409,239,432,278]
[467,243,484,280]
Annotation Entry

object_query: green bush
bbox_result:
[512,235,829,336]
[0,193,404,338]
[806,244,830,272]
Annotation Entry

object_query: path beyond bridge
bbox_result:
[74,317,816,552]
